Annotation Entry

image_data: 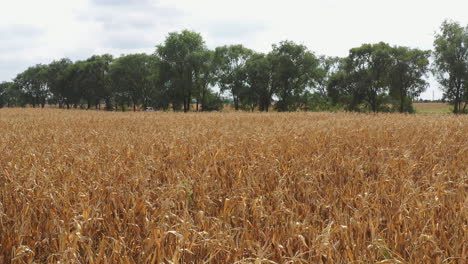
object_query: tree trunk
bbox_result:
[105,98,112,111]
[453,82,461,114]
[233,95,239,111]
[454,99,459,114]
[201,88,206,112]
[186,70,192,113]
[400,87,405,113]
[369,89,378,113]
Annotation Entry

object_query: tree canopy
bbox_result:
[433,20,468,113]
[1,21,466,114]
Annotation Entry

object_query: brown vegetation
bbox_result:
[0,109,467,263]
[413,103,452,114]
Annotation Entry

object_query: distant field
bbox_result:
[40,102,454,114]
[0,109,467,263]
[413,102,452,114]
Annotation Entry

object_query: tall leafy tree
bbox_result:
[389,47,430,112]
[61,61,85,109]
[157,30,206,112]
[269,41,320,111]
[75,61,96,109]
[192,49,217,111]
[344,42,393,112]
[5,82,24,107]
[109,54,159,111]
[0,82,11,108]
[14,64,50,108]
[316,55,342,99]
[327,69,364,111]
[46,58,73,108]
[214,44,253,110]
[81,55,113,109]
[244,53,274,111]
[0,82,22,108]
[433,20,468,113]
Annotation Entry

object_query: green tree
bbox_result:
[433,20,468,113]
[343,42,393,112]
[201,89,225,111]
[109,54,159,111]
[14,64,50,108]
[157,30,206,112]
[327,70,364,111]
[214,44,253,111]
[46,58,73,108]
[389,47,430,113]
[269,41,320,111]
[244,53,274,111]
[80,55,113,110]
[0,82,11,108]
[192,49,217,111]
[60,61,85,109]
[302,55,342,111]
[316,55,342,99]
[6,82,23,107]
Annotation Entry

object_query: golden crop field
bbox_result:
[413,103,453,114]
[0,109,467,264]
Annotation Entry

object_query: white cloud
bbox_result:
[1,0,467,99]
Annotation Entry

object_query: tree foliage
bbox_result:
[14,64,50,108]
[156,30,207,112]
[109,54,159,111]
[389,47,430,113]
[1,22,466,114]
[433,20,468,113]
[269,41,320,111]
[328,43,430,113]
[244,53,274,111]
[214,45,253,110]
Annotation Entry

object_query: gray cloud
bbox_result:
[78,0,182,51]
[99,16,155,31]
[206,21,267,40]
[84,0,182,29]
[0,25,45,55]
[0,58,36,81]
[0,24,44,38]
[92,0,150,6]
[103,33,155,50]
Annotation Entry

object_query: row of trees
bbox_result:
[1,20,467,113]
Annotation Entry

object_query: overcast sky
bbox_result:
[1,0,467,99]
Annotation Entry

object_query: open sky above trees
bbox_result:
[1,0,467,100]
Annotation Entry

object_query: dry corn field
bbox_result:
[0,109,467,264]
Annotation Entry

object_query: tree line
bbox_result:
[0,20,467,113]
